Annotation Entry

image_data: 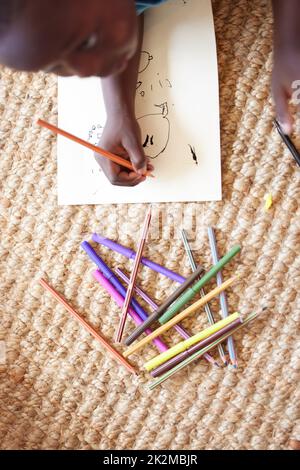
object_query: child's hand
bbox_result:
[272,47,300,135]
[94,114,154,186]
[272,0,300,134]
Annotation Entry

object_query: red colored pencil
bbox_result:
[39,278,136,374]
[115,207,152,343]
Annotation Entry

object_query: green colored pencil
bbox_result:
[125,244,241,346]
[158,245,241,324]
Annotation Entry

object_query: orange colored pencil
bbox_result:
[37,119,154,177]
[115,207,152,343]
[39,278,136,375]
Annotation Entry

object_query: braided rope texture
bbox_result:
[0,0,299,450]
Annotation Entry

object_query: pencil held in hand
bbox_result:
[37,119,154,176]
[274,119,300,167]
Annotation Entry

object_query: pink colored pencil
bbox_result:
[92,270,168,353]
[115,207,152,342]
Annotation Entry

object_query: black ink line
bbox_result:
[139,51,154,74]
[189,145,198,165]
[143,134,150,148]
[137,102,170,160]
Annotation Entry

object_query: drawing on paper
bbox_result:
[139,51,154,74]
[57,0,221,205]
[138,102,170,159]
[86,102,170,167]
[87,123,104,146]
[137,51,153,97]
[189,145,198,165]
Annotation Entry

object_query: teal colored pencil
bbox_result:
[148,312,259,389]
[158,245,241,324]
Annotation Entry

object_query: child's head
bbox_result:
[0,0,138,77]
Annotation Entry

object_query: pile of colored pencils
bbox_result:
[39,208,262,387]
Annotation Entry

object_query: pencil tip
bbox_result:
[220,359,228,367]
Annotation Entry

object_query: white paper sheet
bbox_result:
[57,0,221,205]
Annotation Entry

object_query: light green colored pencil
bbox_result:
[148,311,260,390]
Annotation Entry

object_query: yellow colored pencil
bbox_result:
[123,275,238,357]
[144,312,240,371]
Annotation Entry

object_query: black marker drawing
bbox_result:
[138,102,170,160]
[189,145,198,165]
[139,51,153,74]
[136,80,146,97]
[137,72,173,97]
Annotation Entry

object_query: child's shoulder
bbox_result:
[135,0,168,14]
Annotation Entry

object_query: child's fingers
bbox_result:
[272,82,293,134]
[124,135,148,176]
[107,170,145,187]
[105,168,145,187]
[146,157,155,172]
[115,171,146,187]
[95,154,146,187]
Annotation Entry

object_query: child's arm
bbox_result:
[272,0,300,134]
[95,15,153,186]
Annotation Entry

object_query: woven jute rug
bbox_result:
[0,0,299,450]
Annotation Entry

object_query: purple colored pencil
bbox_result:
[151,317,242,377]
[92,234,186,284]
[115,268,219,368]
[81,241,149,322]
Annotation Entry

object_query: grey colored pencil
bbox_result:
[181,229,228,366]
[207,227,238,368]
